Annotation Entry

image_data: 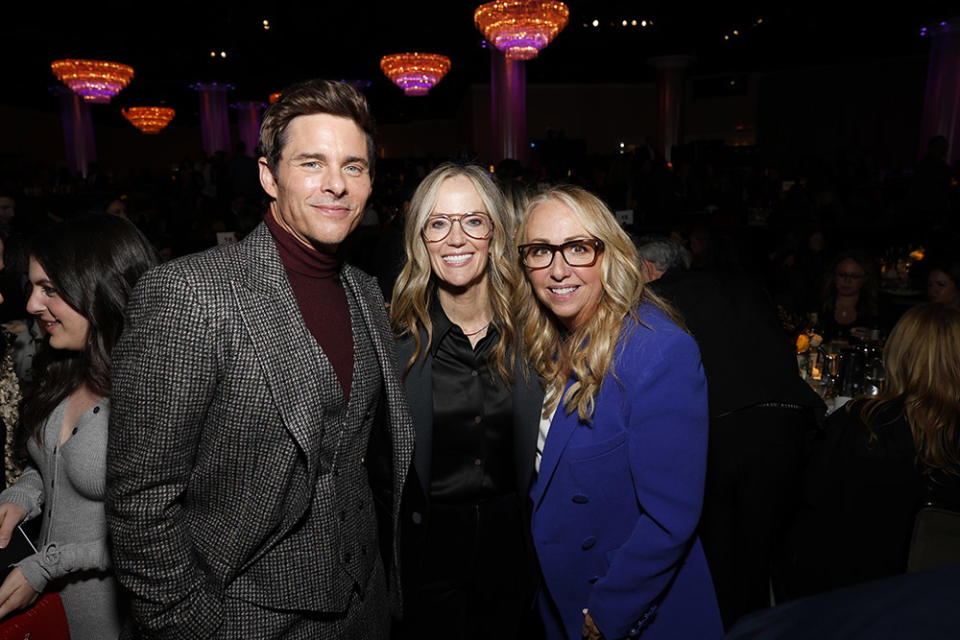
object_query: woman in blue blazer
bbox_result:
[516,185,722,640]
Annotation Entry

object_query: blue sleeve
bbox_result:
[587,327,709,638]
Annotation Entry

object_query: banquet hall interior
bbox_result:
[1,2,959,638]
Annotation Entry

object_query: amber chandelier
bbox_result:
[51,59,134,103]
[122,107,175,134]
[380,53,451,96]
[474,1,569,60]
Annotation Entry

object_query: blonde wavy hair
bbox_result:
[390,162,519,382]
[860,303,960,475]
[516,184,680,420]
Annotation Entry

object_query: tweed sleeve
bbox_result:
[106,265,224,640]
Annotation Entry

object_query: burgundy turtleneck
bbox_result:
[265,211,353,400]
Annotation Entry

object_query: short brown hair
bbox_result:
[258,79,377,178]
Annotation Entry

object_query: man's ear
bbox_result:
[640,258,661,283]
[258,157,279,200]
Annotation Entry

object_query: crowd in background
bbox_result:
[1,133,957,313]
[0,126,958,637]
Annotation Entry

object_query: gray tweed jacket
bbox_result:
[105,223,414,639]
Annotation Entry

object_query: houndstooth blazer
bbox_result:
[105,222,414,639]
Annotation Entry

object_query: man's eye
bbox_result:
[344,165,363,175]
[302,161,319,168]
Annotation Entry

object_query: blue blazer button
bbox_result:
[572,494,589,504]
[581,536,597,550]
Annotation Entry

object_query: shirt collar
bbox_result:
[427,297,500,357]
[428,298,455,357]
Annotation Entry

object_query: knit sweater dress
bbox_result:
[0,397,121,639]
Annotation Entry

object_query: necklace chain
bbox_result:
[462,323,489,337]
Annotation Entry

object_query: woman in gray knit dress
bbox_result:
[0,214,157,639]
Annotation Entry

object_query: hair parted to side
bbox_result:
[390,161,520,383]
[516,184,681,421]
[21,214,158,447]
[258,78,377,178]
[859,303,960,476]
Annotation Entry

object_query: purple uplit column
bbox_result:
[649,56,695,163]
[54,87,97,178]
[491,49,528,166]
[920,19,960,165]
[192,82,233,157]
[234,101,264,157]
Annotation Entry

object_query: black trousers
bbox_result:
[396,492,539,640]
[697,406,808,630]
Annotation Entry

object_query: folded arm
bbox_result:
[0,465,44,526]
[16,536,111,592]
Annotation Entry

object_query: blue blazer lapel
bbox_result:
[530,386,579,511]
[232,225,327,477]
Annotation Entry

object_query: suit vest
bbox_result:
[228,282,384,612]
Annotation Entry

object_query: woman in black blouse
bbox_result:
[818,250,879,341]
[780,303,960,598]
[390,162,542,639]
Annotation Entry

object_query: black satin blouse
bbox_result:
[428,303,515,504]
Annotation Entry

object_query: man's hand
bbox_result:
[0,568,39,619]
[582,610,604,640]
[0,503,26,548]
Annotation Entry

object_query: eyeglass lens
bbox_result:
[423,213,492,241]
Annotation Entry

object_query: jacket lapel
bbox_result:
[340,265,415,472]
[530,382,579,510]
[231,224,327,477]
[340,266,391,402]
[512,362,544,495]
[397,334,433,499]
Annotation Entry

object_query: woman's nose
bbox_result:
[548,251,570,279]
[25,289,42,315]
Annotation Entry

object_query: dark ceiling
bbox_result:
[1,2,946,129]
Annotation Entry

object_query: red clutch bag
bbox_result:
[0,592,70,639]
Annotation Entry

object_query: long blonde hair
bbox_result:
[860,303,960,475]
[390,162,519,382]
[516,185,680,420]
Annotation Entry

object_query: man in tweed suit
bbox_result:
[106,79,415,639]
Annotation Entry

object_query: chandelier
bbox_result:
[380,53,451,96]
[122,107,175,134]
[474,1,569,60]
[51,59,134,103]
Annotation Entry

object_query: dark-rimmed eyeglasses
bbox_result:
[422,213,494,242]
[518,239,605,269]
